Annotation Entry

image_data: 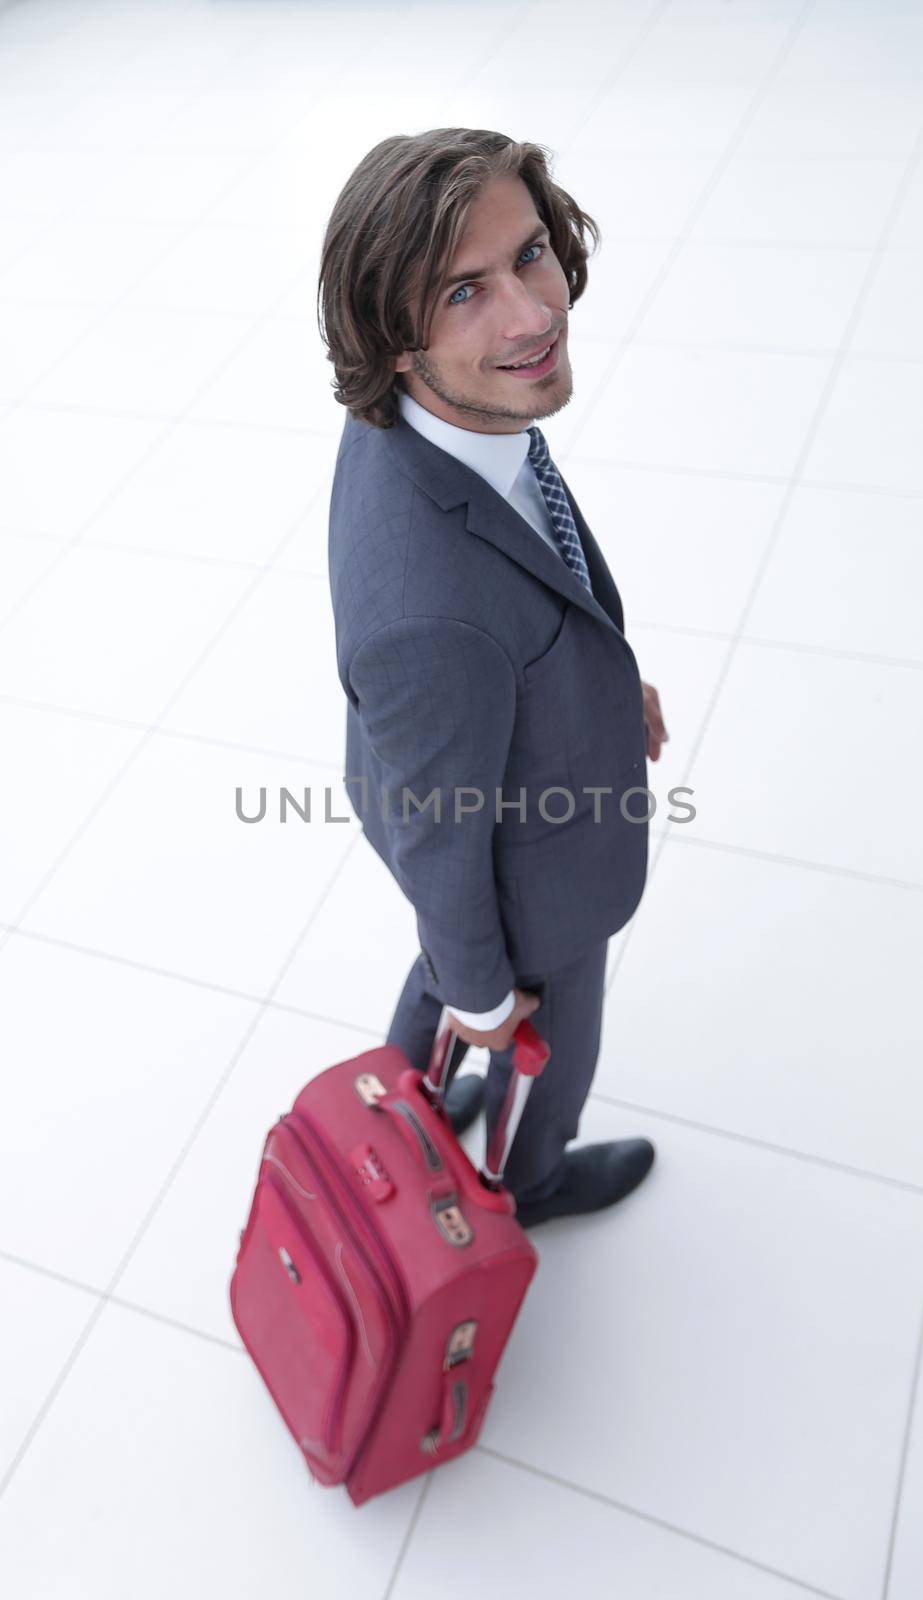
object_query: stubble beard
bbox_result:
[402,345,574,428]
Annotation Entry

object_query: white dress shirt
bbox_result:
[397,387,571,1032]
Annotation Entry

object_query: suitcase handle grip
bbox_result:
[422,1012,547,1103]
[376,1091,447,1175]
[378,1071,517,1216]
[422,1012,550,1192]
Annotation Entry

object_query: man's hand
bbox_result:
[446,987,541,1052]
[641,680,669,762]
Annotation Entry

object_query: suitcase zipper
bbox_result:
[279,1113,408,1480]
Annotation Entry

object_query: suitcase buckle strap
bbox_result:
[444,1318,478,1369]
[420,1376,469,1455]
[353,1072,387,1108]
[430,1189,473,1247]
[420,1325,478,1453]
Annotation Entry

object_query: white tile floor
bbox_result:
[0,1,921,1596]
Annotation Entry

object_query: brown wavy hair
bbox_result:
[316,128,601,430]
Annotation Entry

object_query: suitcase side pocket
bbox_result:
[231,1174,354,1460]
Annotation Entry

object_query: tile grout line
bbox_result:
[590,38,923,1573]
[881,1294,923,1599]
[0,0,551,1521]
[566,231,916,246]
[6,321,923,372]
[0,531,329,632]
[0,1,398,634]
[0,5,375,1507]
[2,898,921,1201]
[2,9,920,1587]
[525,3,830,1008]
[632,632,923,672]
[570,153,920,169]
[0,1245,243,1353]
[0,0,915,1376]
[626,336,923,365]
[545,455,923,499]
[0,19,408,956]
[0,15,415,1507]
[7,396,338,426]
[2,395,922,492]
[381,1472,434,1600]
[0,43,206,336]
[5,558,923,667]
[556,0,822,462]
[586,1089,923,1199]
[643,826,923,896]
[382,25,693,1590]
[0,0,675,1581]
[472,1442,846,1600]
[0,819,365,1504]
[0,919,388,1040]
[604,55,923,1001]
[2,0,660,996]
[0,693,348,763]
[0,528,328,575]
[3,401,340,435]
[0,9,184,118]
[0,1223,861,1600]
[0,473,329,960]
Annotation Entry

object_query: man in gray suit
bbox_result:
[320,129,668,1227]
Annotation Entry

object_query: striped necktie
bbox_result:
[527,425,592,594]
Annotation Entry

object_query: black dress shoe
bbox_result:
[513,1139,655,1229]
[442,1072,486,1136]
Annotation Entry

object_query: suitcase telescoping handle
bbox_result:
[421,1006,550,1191]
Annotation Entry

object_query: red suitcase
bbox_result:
[229,1009,549,1506]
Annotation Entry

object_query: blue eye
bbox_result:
[447,242,545,307]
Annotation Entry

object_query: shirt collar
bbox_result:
[398,388,532,500]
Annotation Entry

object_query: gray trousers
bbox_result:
[385,938,609,1203]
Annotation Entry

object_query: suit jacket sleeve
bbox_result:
[348,616,518,1013]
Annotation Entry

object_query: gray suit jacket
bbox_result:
[328,408,649,1014]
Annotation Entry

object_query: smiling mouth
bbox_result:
[496,333,560,375]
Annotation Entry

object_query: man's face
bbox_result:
[394,173,574,434]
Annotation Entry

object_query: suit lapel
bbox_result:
[378,413,625,642]
[463,484,624,639]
